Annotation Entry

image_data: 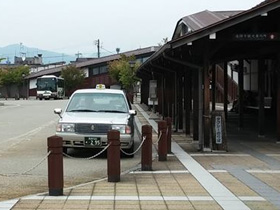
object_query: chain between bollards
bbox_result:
[120,136,146,156]
[63,143,111,159]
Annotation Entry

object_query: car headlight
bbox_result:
[56,123,75,132]
[112,125,131,134]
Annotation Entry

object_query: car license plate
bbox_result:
[85,137,101,146]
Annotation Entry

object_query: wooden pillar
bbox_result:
[193,70,199,140]
[162,75,166,117]
[258,59,265,136]
[174,72,178,131]
[223,62,228,121]
[168,72,174,118]
[238,60,244,129]
[185,70,191,135]
[140,73,151,105]
[203,62,211,149]
[211,64,216,111]
[178,72,183,130]
[277,59,280,142]
[198,68,204,149]
[158,75,163,116]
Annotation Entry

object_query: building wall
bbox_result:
[0,85,22,98]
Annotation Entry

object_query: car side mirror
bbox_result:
[129,110,137,116]
[54,108,62,118]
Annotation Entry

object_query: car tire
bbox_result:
[63,147,68,154]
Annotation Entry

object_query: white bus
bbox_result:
[36,75,65,100]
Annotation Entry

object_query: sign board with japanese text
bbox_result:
[211,111,227,151]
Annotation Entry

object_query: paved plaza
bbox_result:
[1,103,280,209]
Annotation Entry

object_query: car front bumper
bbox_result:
[56,132,134,149]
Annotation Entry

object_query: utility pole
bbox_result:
[75,52,82,59]
[20,42,26,61]
[95,39,100,58]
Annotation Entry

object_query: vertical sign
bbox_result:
[149,80,157,99]
[215,115,222,144]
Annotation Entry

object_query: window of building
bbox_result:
[100,65,108,74]
[92,67,99,75]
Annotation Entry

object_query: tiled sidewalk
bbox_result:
[1,103,280,209]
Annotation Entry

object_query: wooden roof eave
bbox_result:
[162,52,201,70]
[137,44,171,75]
[170,0,280,49]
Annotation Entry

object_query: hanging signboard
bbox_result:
[149,80,157,100]
[233,33,279,41]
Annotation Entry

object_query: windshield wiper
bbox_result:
[101,110,127,113]
[68,109,97,112]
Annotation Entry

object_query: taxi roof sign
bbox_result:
[96,84,106,89]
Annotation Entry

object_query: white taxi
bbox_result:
[54,85,136,156]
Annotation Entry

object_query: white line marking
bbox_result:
[67,196,91,200]
[0,199,18,209]
[115,196,139,201]
[208,170,228,173]
[266,154,280,157]
[163,196,188,201]
[130,170,228,174]
[20,195,265,202]
[187,196,213,201]
[247,170,280,174]
[239,196,266,201]
[190,154,250,157]
[0,119,57,146]
[130,170,190,174]
[91,196,114,200]
[172,142,250,210]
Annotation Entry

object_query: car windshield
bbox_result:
[66,92,129,113]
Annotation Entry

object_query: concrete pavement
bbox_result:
[1,102,280,209]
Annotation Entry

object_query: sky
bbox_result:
[0,0,264,57]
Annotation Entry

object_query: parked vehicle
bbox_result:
[54,85,137,156]
[36,75,65,100]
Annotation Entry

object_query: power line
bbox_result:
[100,46,115,55]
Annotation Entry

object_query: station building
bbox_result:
[136,0,280,150]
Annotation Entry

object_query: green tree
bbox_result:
[61,65,85,96]
[108,54,140,92]
[0,68,7,86]
[0,66,29,86]
[13,66,30,86]
[0,66,29,97]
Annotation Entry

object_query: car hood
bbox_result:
[60,112,130,124]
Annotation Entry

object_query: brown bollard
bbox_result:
[141,125,153,171]
[166,117,172,154]
[158,120,167,161]
[107,130,120,182]
[47,135,64,196]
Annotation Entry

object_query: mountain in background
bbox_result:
[0,44,76,64]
